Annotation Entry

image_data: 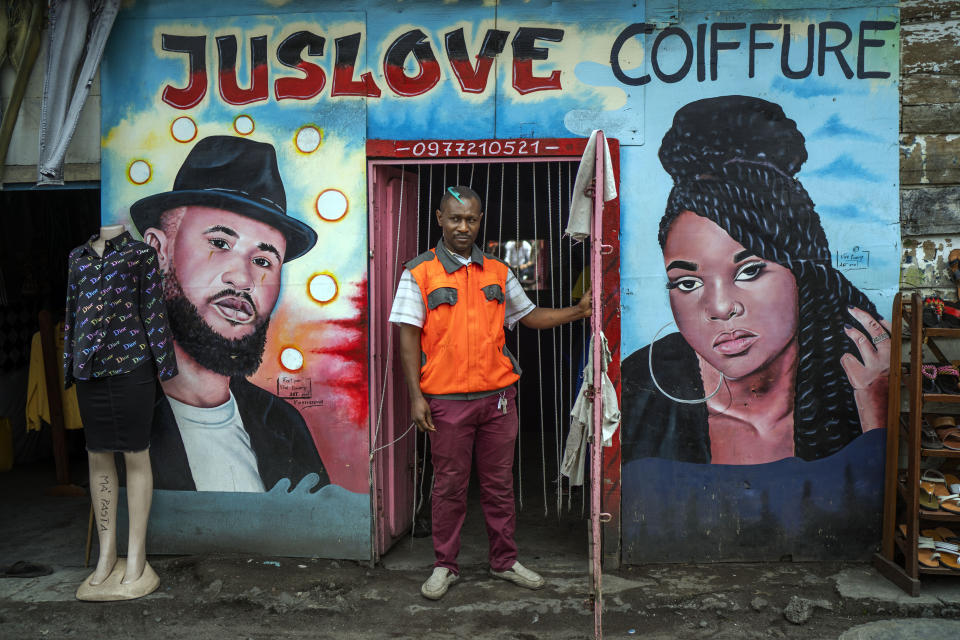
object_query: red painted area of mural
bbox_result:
[447,56,494,93]
[217,34,270,106]
[331,65,382,97]
[253,283,369,494]
[367,137,589,159]
[511,27,564,94]
[218,68,268,105]
[512,59,562,94]
[444,28,508,93]
[162,69,207,110]
[158,24,568,109]
[332,33,382,97]
[275,30,327,101]
[384,29,442,97]
[161,34,207,110]
[384,59,442,97]
[275,60,326,101]
[216,35,270,105]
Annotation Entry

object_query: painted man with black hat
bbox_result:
[130,135,329,493]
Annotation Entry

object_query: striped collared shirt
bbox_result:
[389,243,534,329]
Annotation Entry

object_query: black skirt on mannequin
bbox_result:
[76,361,156,452]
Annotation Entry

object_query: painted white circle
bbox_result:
[316,190,348,221]
[128,160,151,185]
[296,126,321,153]
[171,117,197,142]
[280,347,304,371]
[234,115,255,135]
[308,273,338,303]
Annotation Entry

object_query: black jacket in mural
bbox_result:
[63,231,178,388]
[620,332,712,464]
[149,377,330,492]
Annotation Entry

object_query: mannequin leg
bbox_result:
[122,449,153,583]
[86,451,118,585]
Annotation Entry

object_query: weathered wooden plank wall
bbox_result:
[900,1,960,297]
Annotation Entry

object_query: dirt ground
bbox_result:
[4,555,960,639]
[4,462,960,639]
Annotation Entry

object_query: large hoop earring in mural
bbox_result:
[648,321,724,405]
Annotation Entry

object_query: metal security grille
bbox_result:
[380,158,590,520]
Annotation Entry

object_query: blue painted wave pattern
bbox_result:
[127,481,371,559]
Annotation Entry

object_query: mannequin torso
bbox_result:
[90,224,126,257]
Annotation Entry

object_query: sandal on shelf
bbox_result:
[935,541,960,570]
[924,295,947,328]
[932,484,960,514]
[904,525,942,568]
[923,423,946,449]
[933,417,958,447]
[938,366,960,394]
[920,482,941,511]
[945,474,960,495]
[942,431,960,452]
[922,365,940,393]
[934,415,958,429]
[920,538,943,568]
[928,526,960,544]
[922,469,946,484]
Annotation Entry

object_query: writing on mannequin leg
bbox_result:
[98,475,111,532]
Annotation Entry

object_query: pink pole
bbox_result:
[591,131,605,640]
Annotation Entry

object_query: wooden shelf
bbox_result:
[922,394,960,404]
[873,552,921,597]
[920,448,960,458]
[878,293,960,595]
[919,565,960,575]
[919,509,960,522]
[924,328,960,338]
[894,535,960,575]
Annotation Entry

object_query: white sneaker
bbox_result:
[489,561,545,590]
[421,567,458,600]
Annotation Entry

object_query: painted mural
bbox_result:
[617,8,900,562]
[101,9,373,557]
[98,0,899,562]
[621,96,890,465]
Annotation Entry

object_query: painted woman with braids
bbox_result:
[621,95,890,465]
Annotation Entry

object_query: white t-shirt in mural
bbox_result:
[168,392,266,493]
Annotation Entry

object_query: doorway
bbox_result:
[368,151,596,565]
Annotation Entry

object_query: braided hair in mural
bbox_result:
[622,95,889,464]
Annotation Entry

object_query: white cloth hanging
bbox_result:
[561,331,620,486]
[564,130,617,241]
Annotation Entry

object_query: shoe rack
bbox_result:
[874,292,960,595]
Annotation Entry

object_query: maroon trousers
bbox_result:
[427,386,518,574]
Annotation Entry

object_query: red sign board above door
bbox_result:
[366,138,592,160]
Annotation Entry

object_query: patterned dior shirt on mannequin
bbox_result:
[63,230,178,387]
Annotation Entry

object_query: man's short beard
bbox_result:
[163,270,271,378]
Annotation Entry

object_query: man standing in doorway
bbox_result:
[390,185,591,600]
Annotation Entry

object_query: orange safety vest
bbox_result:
[407,243,521,397]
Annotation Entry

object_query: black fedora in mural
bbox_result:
[130,135,318,262]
